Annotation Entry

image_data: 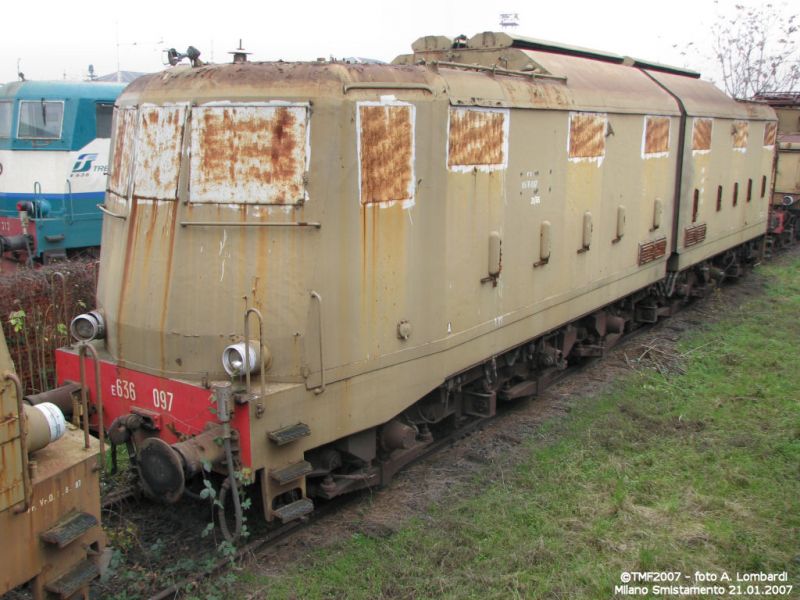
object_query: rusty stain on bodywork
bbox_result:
[358,103,415,205]
[732,120,749,149]
[568,112,606,159]
[764,122,777,146]
[692,118,712,152]
[447,107,508,170]
[133,106,186,200]
[190,105,308,204]
[643,116,670,155]
[109,107,137,198]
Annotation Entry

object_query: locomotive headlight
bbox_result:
[70,310,106,342]
[222,341,262,376]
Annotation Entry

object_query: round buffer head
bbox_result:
[137,437,186,504]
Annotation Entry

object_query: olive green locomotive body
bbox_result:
[56,33,775,521]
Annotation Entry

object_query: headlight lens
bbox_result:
[70,310,105,342]
[222,341,260,376]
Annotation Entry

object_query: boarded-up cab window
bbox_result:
[190,104,309,205]
[109,107,137,198]
[447,107,509,171]
[357,102,415,206]
[132,106,187,201]
[692,118,712,153]
[642,116,670,157]
[568,112,606,161]
[732,121,749,150]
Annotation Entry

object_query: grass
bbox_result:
[233,257,800,599]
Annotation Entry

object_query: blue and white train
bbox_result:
[0,80,126,266]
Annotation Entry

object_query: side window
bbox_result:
[18,100,64,139]
[357,102,415,206]
[0,101,12,138]
[763,122,777,147]
[190,104,309,205]
[642,115,670,157]
[447,107,509,171]
[732,121,748,151]
[95,103,114,139]
[692,118,712,153]
[568,112,607,160]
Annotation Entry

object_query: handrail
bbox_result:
[310,291,325,395]
[78,343,105,472]
[97,204,127,220]
[343,82,435,94]
[179,221,320,229]
[4,372,31,514]
[243,307,267,399]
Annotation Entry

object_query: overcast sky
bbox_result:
[0,0,775,86]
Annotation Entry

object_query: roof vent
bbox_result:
[229,39,251,64]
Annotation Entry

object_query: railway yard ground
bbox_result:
[91,247,800,600]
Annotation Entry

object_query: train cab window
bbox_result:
[716,185,723,212]
[761,176,767,198]
[692,189,699,223]
[95,103,114,138]
[0,101,11,138]
[733,182,739,207]
[190,104,310,205]
[747,178,753,202]
[17,100,64,139]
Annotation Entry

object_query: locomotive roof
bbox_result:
[118,32,773,121]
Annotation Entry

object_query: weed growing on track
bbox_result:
[235,257,800,599]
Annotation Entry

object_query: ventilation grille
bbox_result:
[638,237,667,265]
[684,224,707,247]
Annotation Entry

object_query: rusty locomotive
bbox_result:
[53,32,776,532]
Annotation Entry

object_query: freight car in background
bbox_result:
[55,32,776,535]
[0,80,126,268]
[0,330,104,598]
[756,92,800,247]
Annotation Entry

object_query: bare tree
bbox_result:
[710,1,799,98]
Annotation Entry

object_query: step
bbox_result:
[272,498,314,523]
[267,422,311,446]
[45,558,99,599]
[270,460,313,486]
[40,511,98,549]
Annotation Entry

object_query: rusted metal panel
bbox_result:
[132,106,186,200]
[357,102,415,205]
[190,104,309,204]
[763,121,777,147]
[643,115,670,157]
[732,120,749,150]
[638,237,667,265]
[684,223,707,247]
[447,107,508,171]
[109,107,137,197]
[692,118,712,153]
[568,112,606,161]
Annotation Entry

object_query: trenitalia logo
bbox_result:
[72,153,98,173]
